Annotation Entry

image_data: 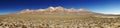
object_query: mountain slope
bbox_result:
[18,6,103,16]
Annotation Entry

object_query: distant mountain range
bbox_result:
[19,6,101,15]
[15,6,120,18]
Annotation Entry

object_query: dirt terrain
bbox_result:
[0,7,120,28]
[0,14,120,28]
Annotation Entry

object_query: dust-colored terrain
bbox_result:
[0,7,120,28]
[0,14,120,28]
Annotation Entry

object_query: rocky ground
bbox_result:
[0,14,120,28]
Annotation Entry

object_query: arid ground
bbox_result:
[0,14,120,28]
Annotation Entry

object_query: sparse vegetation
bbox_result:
[0,14,120,28]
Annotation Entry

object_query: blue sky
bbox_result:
[0,0,120,14]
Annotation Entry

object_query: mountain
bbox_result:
[20,9,34,14]
[53,6,68,12]
[45,6,55,12]
[18,6,102,15]
[68,8,76,13]
[76,8,98,15]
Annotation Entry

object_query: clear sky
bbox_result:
[0,0,120,14]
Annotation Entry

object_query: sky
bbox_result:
[0,0,120,14]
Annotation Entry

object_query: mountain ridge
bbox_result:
[19,6,97,15]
